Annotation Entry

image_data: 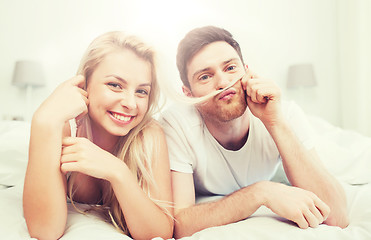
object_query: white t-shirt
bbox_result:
[159,100,315,196]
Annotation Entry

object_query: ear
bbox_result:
[182,85,193,97]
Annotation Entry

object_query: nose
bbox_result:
[216,72,233,90]
[120,93,136,110]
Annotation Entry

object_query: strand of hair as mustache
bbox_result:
[164,76,243,105]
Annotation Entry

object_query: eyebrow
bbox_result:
[222,58,239,66]
[191,58,240,81]
[106,74,151,87]
[191,67,211,81]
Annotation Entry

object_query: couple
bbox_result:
[23,26,349,240]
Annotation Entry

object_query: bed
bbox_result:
[0,116,370,240]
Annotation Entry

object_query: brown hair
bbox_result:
[176,26,244,89]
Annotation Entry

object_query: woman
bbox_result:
[23,32,173,240]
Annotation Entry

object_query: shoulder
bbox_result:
[158,103,202,131]
[144,119,164,136]
[142,120,170,167]
[160,103,199,121]
[141,119,168,148]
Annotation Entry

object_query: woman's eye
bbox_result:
[107,82,122,89]
[136,89,149,96]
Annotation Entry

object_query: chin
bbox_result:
[114,129,131,137]
[200,98,247,122]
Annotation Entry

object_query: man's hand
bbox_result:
[241,69,283,128]
[256,181,330,229]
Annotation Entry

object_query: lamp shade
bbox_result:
[287,63,317,88]
[12,60,46,87]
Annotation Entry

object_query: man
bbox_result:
[159,26,348,238]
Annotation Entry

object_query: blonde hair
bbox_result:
[68,31,166,235]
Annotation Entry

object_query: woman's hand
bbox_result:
[60,137,123,181]
[34,75,89,125]
[241,69,283,128]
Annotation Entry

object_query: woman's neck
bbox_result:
[92,133,119,153]
[89,122,119,154]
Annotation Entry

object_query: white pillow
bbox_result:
[0,121,30,187]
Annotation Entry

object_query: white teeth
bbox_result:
[112,113,131,122]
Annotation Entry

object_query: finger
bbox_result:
[244,77,261,93]
[80,94,89,108]
[310,204,324,225]
[240,74,249,90]
[75,95,89,122]
[256,88,269,103]
[71,75,86,89]
[241,69,258,90]
[60,161,79,174]
[294,212,309,229]
[78,87,88,98]
[246,80,264,103]
[256,86,277,103]
[312,195,330,221]
[61,143,78,156]
[248,85,258,103]
[248,69,259,79]
[303,208,320,228]
[62,137,79,146]
[246,96,258,109]
[60,153,78,164]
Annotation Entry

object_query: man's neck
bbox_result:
[202,110,250,151]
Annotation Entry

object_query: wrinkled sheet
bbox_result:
[0,116,370,240]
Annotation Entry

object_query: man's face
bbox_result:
[185,41,247,123]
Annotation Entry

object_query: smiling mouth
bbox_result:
[110,111,133,122]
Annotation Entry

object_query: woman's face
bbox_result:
[86,50,152,140]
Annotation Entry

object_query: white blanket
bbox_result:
[0,116,370,240]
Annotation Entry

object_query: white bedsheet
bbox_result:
[0,116,370,240]
[0,183,370,240]
[185,183,371,240]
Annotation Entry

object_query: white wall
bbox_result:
[0,0,342,128]
[337,0,371,136]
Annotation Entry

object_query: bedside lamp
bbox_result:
[12,60,46,121]
[287,63,317,88]
[286,63,318,115]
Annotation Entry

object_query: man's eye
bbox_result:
[199,75,211,81]
[226,65,236,71]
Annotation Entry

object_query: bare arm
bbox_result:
[267,120,349,228]
[60,123,173,240]
[23,117,68,240]
[242,71,348,228]
[172,171,261,238]
[23,75,88,240]
[172,170,332,238]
